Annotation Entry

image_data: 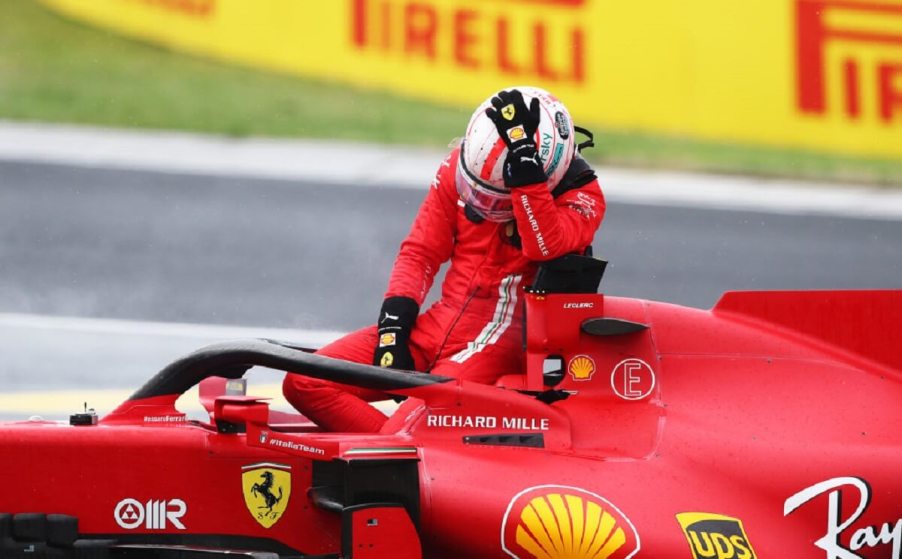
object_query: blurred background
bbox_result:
[1,0,901,419]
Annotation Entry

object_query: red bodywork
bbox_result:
[2,287,902,558]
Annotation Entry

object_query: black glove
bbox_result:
[485,89,548,188]
[373,296,419,370]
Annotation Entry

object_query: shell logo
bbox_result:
[509,126,527,141]
[568,355,596,382]
[501,485,640,559]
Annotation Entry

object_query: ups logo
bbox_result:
[676,512,756,559]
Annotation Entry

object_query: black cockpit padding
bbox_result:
[530,254,607,294]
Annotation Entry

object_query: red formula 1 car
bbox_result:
[2,256,902,559]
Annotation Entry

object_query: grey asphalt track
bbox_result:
[1,159,901,415]
[3,160,901,327]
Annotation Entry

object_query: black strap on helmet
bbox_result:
[464,204,485,224]
[574,126,595,153]
[551,154,597,198]
[549,125,597,198]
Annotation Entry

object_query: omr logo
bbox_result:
[114,498,187,530]
[796,0,902,123]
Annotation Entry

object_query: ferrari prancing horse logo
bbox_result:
[242,463,291,528]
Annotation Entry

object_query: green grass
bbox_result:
[1,0,901,184]
[0,0,469,143]
[597,130,902,186]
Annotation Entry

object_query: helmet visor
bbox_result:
[455,157,513,223]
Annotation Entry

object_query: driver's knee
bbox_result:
[283,373,332,409]
[281,372,387,432]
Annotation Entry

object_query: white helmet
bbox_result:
[456,86,576,222]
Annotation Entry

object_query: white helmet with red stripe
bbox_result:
[456,86,576,222]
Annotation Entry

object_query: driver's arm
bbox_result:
[373,153,457,370]
[385,152,457,305]
[511,177,605,261]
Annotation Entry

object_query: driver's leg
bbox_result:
[429,318,525,384]
[282,326,428,432]
[283,374,388,432]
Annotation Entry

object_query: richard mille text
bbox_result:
[427,414,549,431]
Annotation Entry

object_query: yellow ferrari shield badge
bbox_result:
[242,463,291,528]
[501,103,516,120]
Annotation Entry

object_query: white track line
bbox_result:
[1,120,901,219]
[0,387,203,416]
[0,312,345,417]
[0,312,344,345]
[0,120,443,188]
[0,312,402,419]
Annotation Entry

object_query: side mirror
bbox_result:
[213,396,270,433]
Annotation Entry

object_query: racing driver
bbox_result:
[283,86,605,432]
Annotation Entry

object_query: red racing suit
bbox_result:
[282,147,605,432]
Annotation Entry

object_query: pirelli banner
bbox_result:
[41,0,902,159]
